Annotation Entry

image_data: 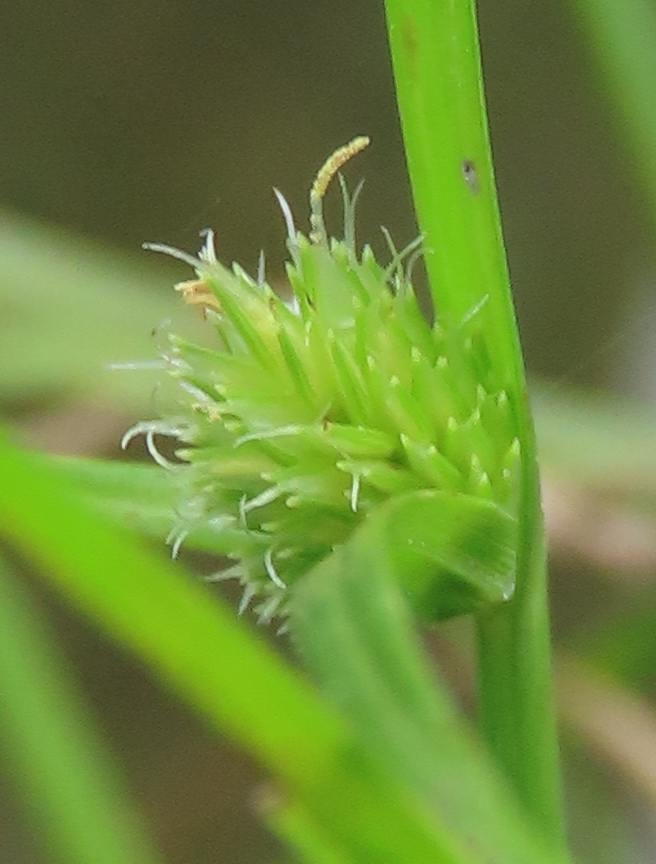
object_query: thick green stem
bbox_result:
[383,0,516,381]
[384,0,566,853]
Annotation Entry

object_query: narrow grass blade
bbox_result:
[0,552,164,864]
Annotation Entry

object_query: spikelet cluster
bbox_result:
[126,141,520,621]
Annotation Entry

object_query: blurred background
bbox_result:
[2,0,656,861]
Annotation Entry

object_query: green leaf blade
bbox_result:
[0,553,164,864]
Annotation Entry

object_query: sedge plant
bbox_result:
[0,1,575,862]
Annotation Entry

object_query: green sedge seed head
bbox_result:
[128,142,519,622]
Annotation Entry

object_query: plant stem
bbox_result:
[476,462,566,854]
[383,0,515,380]
[384,0,567,854]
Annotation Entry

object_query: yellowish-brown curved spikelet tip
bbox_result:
[310,136,370,202]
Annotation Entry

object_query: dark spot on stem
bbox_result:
[461,159,479,195]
